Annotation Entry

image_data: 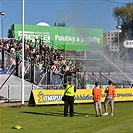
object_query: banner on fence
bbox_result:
[29,88,133,105]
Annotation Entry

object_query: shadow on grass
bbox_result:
[22,111,64,117]
[22,111,95,117]
[74,112,95,117]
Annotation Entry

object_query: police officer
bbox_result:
[63,81,76,117]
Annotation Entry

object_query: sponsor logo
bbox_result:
[38,91,46,103]
[116,93,133,97]
[38,92,62,102]
[123,40,133,48]
[45,94,62,102]
[75,94,93,100]
[18,31,50,43]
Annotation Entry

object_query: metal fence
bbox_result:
[1,50,133,90]
[0,84,33,102]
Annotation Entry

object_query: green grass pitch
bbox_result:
[0,101,133,133]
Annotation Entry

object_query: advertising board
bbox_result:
[14,24,103,50]
[29,88,133,105]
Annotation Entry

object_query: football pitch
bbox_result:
[0,101,133,133]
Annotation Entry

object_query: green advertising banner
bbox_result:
[14,24,103,50]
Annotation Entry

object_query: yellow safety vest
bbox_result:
[64,84,75,97]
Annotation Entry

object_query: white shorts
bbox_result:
[104,97,114,106]
[94,101,102,109]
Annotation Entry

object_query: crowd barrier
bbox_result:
[29,88,133,105]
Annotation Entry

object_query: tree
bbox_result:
[54,22,66,27]
[7,24,14,38]
[113,3,133,60]
[113,3,133,39]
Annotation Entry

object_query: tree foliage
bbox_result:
[113,3,133,40]
[113,3,133,60]
[54,22,66,27]
[7,24,14,38]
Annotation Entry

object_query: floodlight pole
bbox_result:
[132,3,133,87]
[116,25,121,60]
[21,0,25,105]
[117,26,121,60]
[116,18,121,61]
[0,12,5,39]
[118,29,120,60]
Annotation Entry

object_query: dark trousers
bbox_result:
[64,96,74,117]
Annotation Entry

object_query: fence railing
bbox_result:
[1,50,133,89]
[0,84,33,102]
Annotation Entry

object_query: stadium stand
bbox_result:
[0,38,132,102]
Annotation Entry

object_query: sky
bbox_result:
[0,0,132,38]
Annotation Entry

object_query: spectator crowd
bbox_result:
[0,38,84,86]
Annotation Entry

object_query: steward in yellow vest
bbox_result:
[63,82,76,117]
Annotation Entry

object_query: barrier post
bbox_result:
[31,59,34,84]
[8,85,10,103]
[2,48,4,69]
[15,54,19,76]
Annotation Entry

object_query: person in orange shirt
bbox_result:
[92,81,102,117]
[103,80,115,116]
